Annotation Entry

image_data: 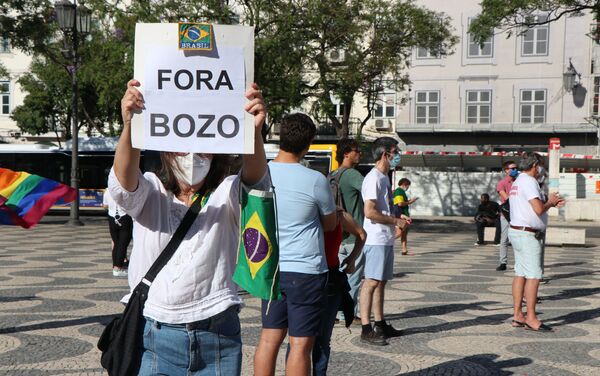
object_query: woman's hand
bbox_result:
[244,83,266,131]
[121,79,144,126]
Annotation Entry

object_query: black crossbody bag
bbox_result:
[97,196,203,376]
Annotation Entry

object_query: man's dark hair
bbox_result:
[336,138,360,164]
[398,178,411,187]
[372,137,398,161]
[503,160,516,169]
[480,193,490,201]
[279,113,316,154]
[518,152,543,171]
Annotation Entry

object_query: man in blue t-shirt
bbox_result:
[254,113,337,376]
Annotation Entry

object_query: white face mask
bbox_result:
[173,154,212,186]
[536,166,547,184]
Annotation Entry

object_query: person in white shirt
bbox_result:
[359,137,411,346]
[102,189,132,277]
[508,152,564,332]
[108,79,267,375]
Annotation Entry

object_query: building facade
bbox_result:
[0,37,32,143]
[393,0,597,155]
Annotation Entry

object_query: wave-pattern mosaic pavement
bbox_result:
[0,217,599,375]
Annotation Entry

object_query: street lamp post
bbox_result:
[54,0,91,226]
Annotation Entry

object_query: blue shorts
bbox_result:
[363,245,394,281]
[509,228,544,279]
[261,271,327,337]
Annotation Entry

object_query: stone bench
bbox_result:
[484,226,586,246]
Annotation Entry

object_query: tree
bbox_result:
[1,0,456,140]
[469,0,600,44]
[266,0,456,138]
[235,0,457,138]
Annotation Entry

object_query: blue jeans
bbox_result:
[312,291,342,376]
[137,306,242,376]
[338,243,364,316]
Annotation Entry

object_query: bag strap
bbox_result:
[333,167,349,207]
[140,194,204,286]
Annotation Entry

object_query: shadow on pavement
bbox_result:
[542,287,600,302]
[0,296,39,303]
[411,219,474,234]
[544,261,586,268]
[389,313,512,337]
[397,353,532,375]
[388,301,501,320]
[0,314,117,334]
[547,270,599,281]
[548,308,600,327]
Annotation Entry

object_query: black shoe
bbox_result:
[496,263,507,271]
[360,330,388,346]
[374,322,402,338]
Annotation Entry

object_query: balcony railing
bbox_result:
[395,122,597,133]
[315,117,361,136]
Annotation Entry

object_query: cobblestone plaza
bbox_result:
[0,216,598,375]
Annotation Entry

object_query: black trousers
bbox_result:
[107,214,133,268]
[476,218,501,244]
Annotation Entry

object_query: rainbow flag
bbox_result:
[0,168,77,228]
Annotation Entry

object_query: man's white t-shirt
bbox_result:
[361,168,395,246]
[509,173,547,231]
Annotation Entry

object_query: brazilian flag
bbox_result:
[233,188,281,300]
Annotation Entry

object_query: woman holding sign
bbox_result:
[107,79,268,375]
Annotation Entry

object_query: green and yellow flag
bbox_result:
[233,188,281,300]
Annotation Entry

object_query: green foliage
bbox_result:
[470,0,598,44]
[11,58,70,137]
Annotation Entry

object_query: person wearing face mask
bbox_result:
[393,178,417,255]
[358,137,411,346]
[508,152,564,332]
[495,160,518,271]
[107,79,268,375]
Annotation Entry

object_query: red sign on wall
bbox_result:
[549,138,561,150]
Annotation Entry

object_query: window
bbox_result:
[593,77,600,116]
[520,89,546,123]
[335,102,346,117]
[415,91,440,124]
[521,16,549,56]
[416,47,439,59]
[466,90,491,123]
[0,82,9,114]
[467,19,493,58]
[0,38,9,53]
[374,93,395,118]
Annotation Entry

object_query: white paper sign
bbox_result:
[132,23,255,154]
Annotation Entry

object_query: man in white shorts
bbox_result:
[359,137,411,346]
[508,152,564,332]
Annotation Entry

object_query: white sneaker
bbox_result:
[112,268,128,277]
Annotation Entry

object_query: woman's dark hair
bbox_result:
[279,113,316,154]
[158,152,232,196]
[480,193,490,201]
[336,138,360,164]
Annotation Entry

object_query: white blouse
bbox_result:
[108,168,268,324]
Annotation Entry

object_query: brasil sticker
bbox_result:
[178,23,212,51]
